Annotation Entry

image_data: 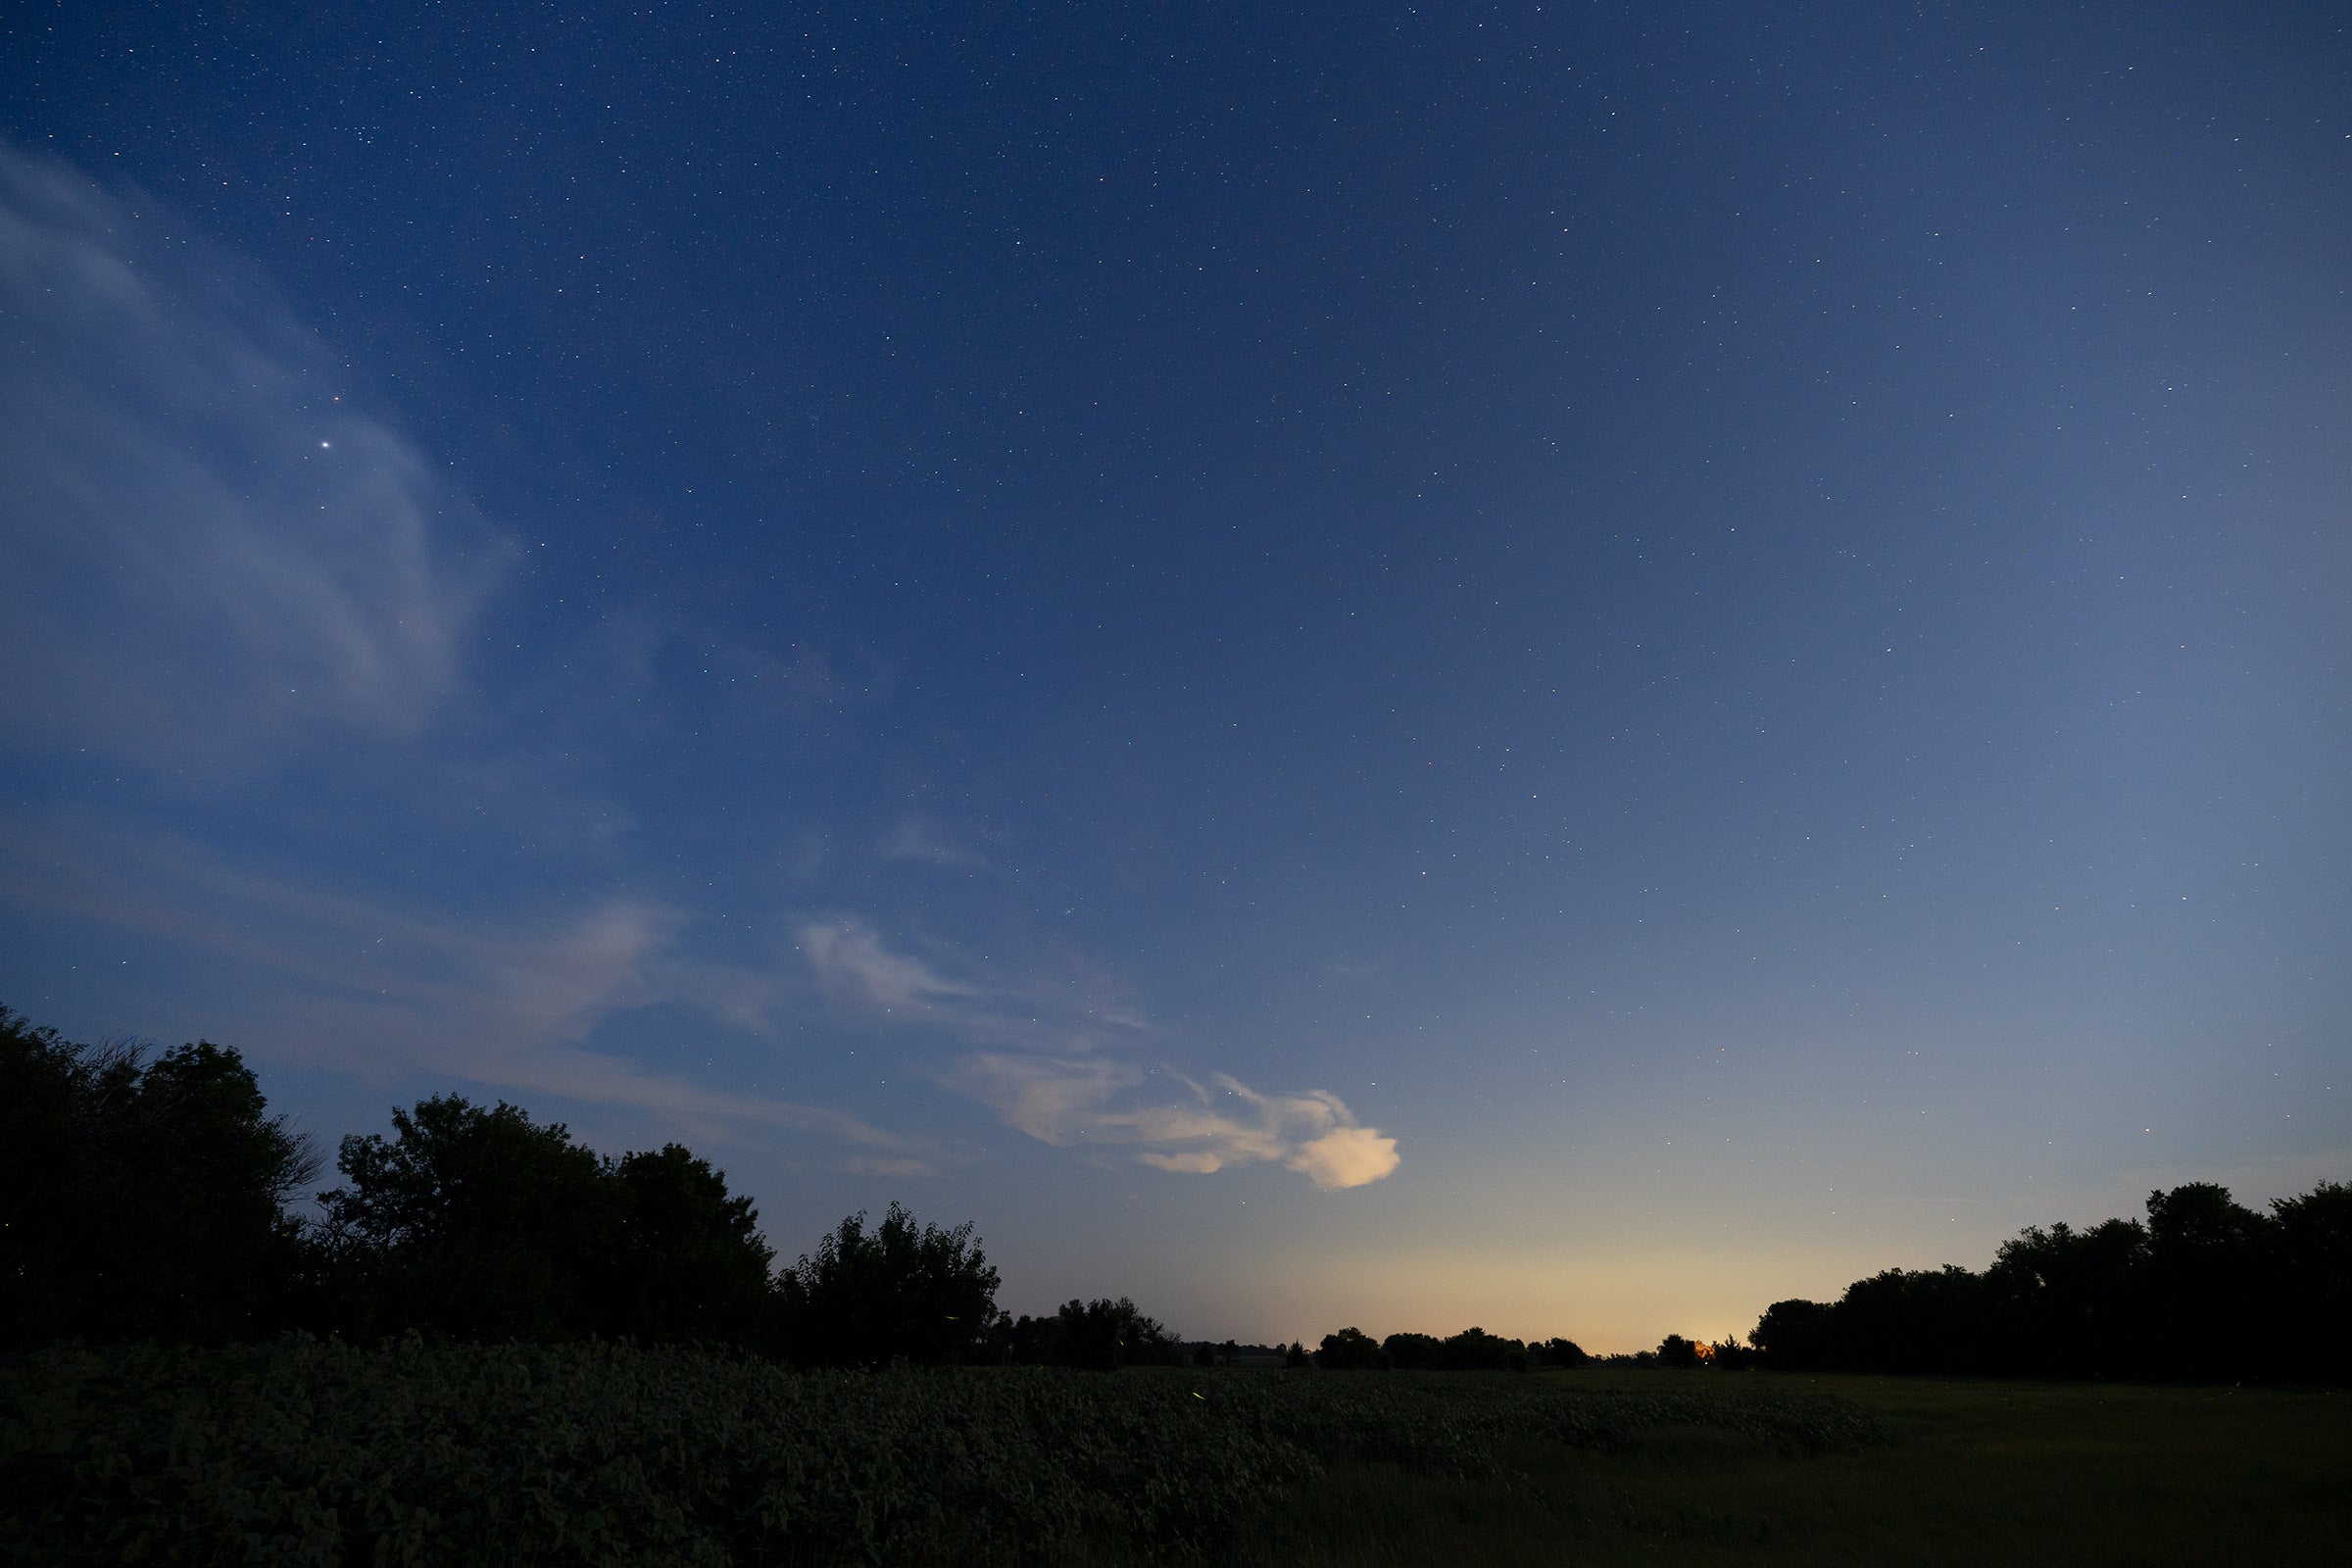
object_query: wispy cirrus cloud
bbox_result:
[954,1054,1401,1191]
[792,914,1143,1047]
[797,916,981,1014]
[0,821,916,1164]
[794,917,1401,1190]
[0,141,505,767]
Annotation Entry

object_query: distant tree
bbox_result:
[1053,1297,1183,1370]
[1437,1326,1531,1371]
[1984,1217,2151,1378]
[1315,1326,1391,1369]
[1838,1266,1991,1373]
[1141,1315,1190,1365]
[986,1310,1067,1364]
[1535,1337,1591,1369]
[1284,1340,1312,1369]
[2271,1182,2352,1379]
[1,1009,317,1348]
[1743,1177,2352,1385]
[316,1096,616,1340]
[1365,1327,1540,1371]
[1381,1331,1444,1370]
[1655,1334,1702,1369]
[2143,1182,2274,1381]
[778,1201,1002,1366]
[1747,1298,1837,1369]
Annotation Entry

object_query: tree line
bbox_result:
[0,1009,1604,1369]
[1311,1324,1589,1371]
[1739,1178,2352,1383]
[0,1008,1325,1371]
[9,1006,2344,1382]
[5,1009,1054,1364]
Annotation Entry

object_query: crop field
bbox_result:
[2,1342,2344,1565]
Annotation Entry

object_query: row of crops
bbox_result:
[1,1338,1884,1564]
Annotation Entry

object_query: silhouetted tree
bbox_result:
[984,1310,1067,1364]
[1745,1179,2352,1384]
[2144,1182,2273,1381]
[777,1201,1001,1366]
[1747,1298,1838,1369]
[1832,1265,1990,1373]
[1437,1325,1531,1371]
[1314,1326,1391,1369]
[1367,1327,1536,1371]
[316,1096,617,1340]
[1984,1217,2151,1377]
[2272,1181,2352,1380]
[1052,1296,1183,1369]
[1656,1334,1702,1369]
[1535,1337,1591,1368]
[606,1144,776,1343]
[1,1009,317,1348]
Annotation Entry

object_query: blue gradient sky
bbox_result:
[3,1,2347,1348]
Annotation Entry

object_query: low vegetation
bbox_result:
[0,1342,1879,1565]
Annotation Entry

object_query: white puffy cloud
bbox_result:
[1285,1124,1405,1191]
[0,142,504,767]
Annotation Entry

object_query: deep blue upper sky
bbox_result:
[4,1,2347,1346]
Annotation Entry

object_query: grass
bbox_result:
[1211,1369,2352,1567]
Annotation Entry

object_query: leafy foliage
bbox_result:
[1655,1333,1702,1369]
[317,1095,618,1340]
[1315,1326,1390,1369]
[776,1201,1002,1366]
[1379,1326,1537,1371]
[608,1144,777,1345]
[1058,1297,1188,1370]
[0,1340,1883,1566]
[1,1009,316,1348]
[986,1298,1187,1369]
[313,1097,778,1346]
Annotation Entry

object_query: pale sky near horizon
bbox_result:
[3,0,2346,1350]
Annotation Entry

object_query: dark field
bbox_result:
[1222,1370,2352,1567]
[2,1343,2343,1566]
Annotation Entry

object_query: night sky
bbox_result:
[3,1,2347,1350]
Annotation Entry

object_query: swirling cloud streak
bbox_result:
[0,142,503,766]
